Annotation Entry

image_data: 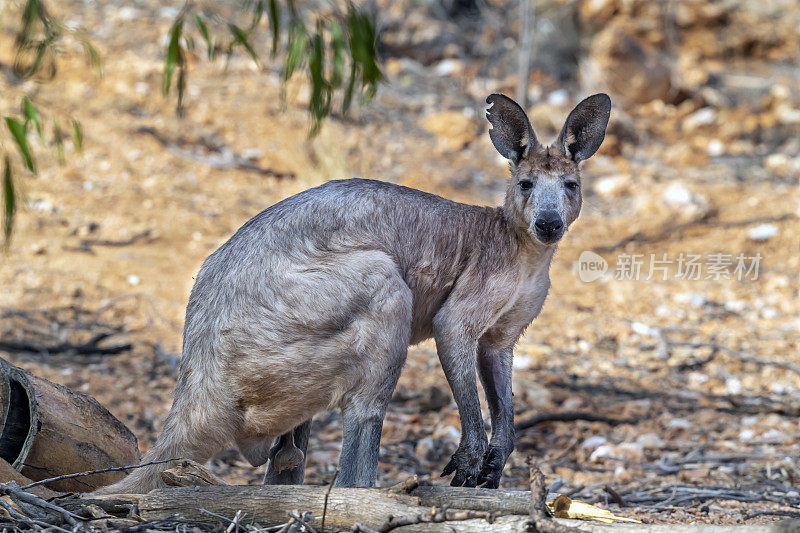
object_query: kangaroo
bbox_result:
[97,93,610,493]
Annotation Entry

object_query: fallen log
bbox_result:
[0,458,57,499]
[136,485,797,532]
[140,485,424,530]
[0,357,141,491]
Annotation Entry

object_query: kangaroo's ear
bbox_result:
[485,94,538,165]
[556,93,611,163]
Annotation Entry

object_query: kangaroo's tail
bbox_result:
[92,383,233,494]
[92,348,236,494]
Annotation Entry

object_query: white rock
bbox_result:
[724,300,746,312]
[707,139,725,156]
[747,223,778,241]
[115,7,140,20]
[433,59,461,76]
[126,275,141,286]
[631,321,660,337]
[663,183,693,205]
[683,107,716,130]
[590,442,644,462]
[637,433,664,449]
[666,418,693,429]
[761,307,779,319]
[688,372,709,385]
[581,436,607,450]
[30,200,56,212]
[725,377,742,395]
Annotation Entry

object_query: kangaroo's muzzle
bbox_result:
[533,211,564,244]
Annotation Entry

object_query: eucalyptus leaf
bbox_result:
[163,16,184,95]
[71,119,83,154]
[3,157,15,247]
[5,117,35,173]
[22,97,44,144]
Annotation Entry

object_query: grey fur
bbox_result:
[94,94,610,494]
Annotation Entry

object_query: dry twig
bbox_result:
[527,459,581,533]
[21,458,181,489]
[516,411,638,432]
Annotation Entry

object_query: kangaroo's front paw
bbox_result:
[441,440,488,487]
[477,446,506,489]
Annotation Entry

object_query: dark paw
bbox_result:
[441,442,487,487]
[477,446,506,488]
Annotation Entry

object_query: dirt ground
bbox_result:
[1,0,799,527]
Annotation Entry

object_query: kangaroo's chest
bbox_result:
[506,272,551,327]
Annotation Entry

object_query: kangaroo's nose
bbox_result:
[534,212,563,233]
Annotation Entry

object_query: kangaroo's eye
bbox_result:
[565,181,579,191]
[519,180,533,191]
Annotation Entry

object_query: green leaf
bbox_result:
[22,97,44,144]
[267,0,280,57]
[80,39,103,78]
[308,22,331,135]
[163,16,184,95]
[5,117,35,173]
[228,23,260,67]
[176,65,187,117]
[342,61,358,114]
[71,119,83,154]
[3,156,15,248]
[283,20,306,82]
[330,19,345,89]
[194,13,215,60]
[249,0,265,29]
[346,3,382,98]
[53,120,65,165]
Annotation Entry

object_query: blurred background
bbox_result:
[0,0,798,524]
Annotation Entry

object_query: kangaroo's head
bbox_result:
[486,93,611,245]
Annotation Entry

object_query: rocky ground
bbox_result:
[1,0,798,526]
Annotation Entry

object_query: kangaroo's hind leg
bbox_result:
[335,275,413,487]
[263,420,311,485]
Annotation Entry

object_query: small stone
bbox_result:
[590,442,644,463]
[666,418,693,430]
[631,322,660,337]
[747,223,778,241]
[683,107,716,131]
[663,183,693,205]
[636,433,664,449]
[725,377,742,395]
[707,139,725,156]
[581,436,607,450]
[126,275,141,286]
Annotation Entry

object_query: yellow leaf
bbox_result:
[547,494,641,524]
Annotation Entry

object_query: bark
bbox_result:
[0,457,58,499]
